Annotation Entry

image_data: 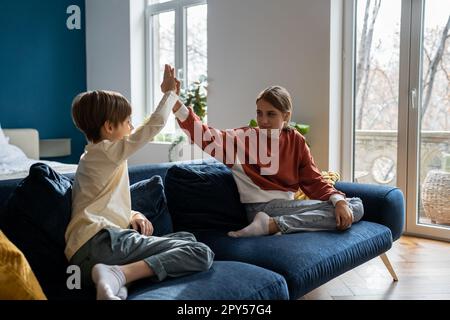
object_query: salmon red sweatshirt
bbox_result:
[174,105,345,205]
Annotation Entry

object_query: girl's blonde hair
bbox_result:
[256,86,292,128]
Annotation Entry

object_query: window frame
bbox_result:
[145,0,207,120]
[342,0,356,182]
[344,0,450,241]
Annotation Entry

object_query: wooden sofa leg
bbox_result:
[380,252,398,281]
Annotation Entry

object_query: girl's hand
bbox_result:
[172,101,182,113]
[335,201,354,231]
[160,64,177,93]
[130,213,154,236]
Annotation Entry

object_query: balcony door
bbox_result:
[404,0,449,240]
[349,0,450,240]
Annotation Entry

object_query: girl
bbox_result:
[171,86,363,237]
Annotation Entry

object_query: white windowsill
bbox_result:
[149,141,172,145]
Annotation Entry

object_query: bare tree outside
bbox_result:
[355,0,382,130]
[354,0,450,227]
[421,15,450,127]
[355,1,449,132]
[187,4,207,87]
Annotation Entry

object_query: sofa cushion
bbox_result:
[0,163,80,299]
[130,176,173,236]
[164,162,247,232]
[0,230,47,300]
[128,261,289,300]
[193,221,393,299]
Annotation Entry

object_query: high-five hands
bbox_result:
[160,64,177,93]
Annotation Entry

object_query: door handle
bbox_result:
[411,88,417,110]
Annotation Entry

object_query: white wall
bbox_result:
[86,0,164,164]
[86,0,146,123]
[86,0,342,170]
[128,141,170,165]
[86,0,131,99]
[208,0,338,170]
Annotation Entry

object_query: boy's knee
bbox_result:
[173,231,197,242]
[192,242,215,270]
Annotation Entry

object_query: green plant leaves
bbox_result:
[249,119,258,127]
[248,119,310,135]
[293,123,310,135]
[180,76,208,122]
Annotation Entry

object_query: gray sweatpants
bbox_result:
[70,229,214,289]
[244,197,364,234]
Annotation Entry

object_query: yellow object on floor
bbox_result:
[0,230,47,300]
[295,171,341,200]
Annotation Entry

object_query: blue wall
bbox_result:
[0,0,86,163]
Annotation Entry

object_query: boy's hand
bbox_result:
[161,64,177,93]
[131,213,154,236]
[335,200,353,231]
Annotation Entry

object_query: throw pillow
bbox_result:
[0,230,46,300]
[295,170,341,200]
[130,176,173,236]
[0,163,73,298]
[164,162,247,232]
[0,143,28,164]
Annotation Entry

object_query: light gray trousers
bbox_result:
[70,229,214,288]
[244,197,364,233]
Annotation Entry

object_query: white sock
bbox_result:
[228,212,270,238]
[91,264,127,300]
[117,286,128,300]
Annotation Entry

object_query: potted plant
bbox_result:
[180,75,207,122]
[248,119,310,136]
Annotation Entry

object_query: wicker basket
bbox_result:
[421,170,450,225]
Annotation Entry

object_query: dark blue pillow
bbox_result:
[164,163,247,232]
[130,176,173,236]
[0,163,75,299]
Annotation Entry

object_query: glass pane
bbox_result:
[418,1,450,228]
[152,11,176,137]
[148,0,172,5]
[353,0,402,186]
[187,4,208,86]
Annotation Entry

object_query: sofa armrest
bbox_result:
[335,182,405,241]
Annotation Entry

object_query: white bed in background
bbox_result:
[0,128,78,181]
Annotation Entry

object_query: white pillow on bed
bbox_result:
[0,143,28,163]
[0,124,10,145]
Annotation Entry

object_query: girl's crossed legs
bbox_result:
[228,197,364,237]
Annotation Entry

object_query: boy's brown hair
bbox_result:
[71,90,132,142]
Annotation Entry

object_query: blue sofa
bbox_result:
[0,159,404,300]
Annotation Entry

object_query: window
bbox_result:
[344,0,450,240]
[146,0,207,142]
[353,0,402,187]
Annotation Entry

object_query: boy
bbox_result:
[65,65,214,300]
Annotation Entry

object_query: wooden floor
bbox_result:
[302,235,450,300]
